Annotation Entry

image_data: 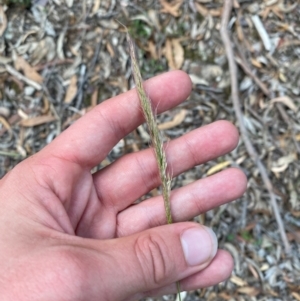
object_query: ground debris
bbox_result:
[0,1,299,300]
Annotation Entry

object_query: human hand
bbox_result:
[0,71,247,301]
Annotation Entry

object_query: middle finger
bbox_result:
[93,120,239,211]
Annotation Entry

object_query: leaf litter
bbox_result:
[0,0,299,300]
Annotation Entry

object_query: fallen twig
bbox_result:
[233,37,270,97]
[220,0,291,254]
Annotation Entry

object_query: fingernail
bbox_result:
[181,226,218,266]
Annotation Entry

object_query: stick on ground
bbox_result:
[220,0,291,254]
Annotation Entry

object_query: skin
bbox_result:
[0,71,247,301]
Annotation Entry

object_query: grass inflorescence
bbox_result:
[124,26,182,301]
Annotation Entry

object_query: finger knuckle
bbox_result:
[134,233,175,286]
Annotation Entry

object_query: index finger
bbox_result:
[42,71,192,168]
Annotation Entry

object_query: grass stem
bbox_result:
[125,29,181,301]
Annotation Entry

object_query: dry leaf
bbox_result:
[237,287,260,296]
[64,75,78,104]
[195,2,208,16]
[91,89,98,107]
[0,5,7,37]
[189,74,209,86]
[207,161,231,176]
[158,110,187,130]
[209,9,222,17]
[230,275,247,287]
[148,9,161,30]
[278,71,287,82]
[16,145,27,158]
[0,116,12,134]
[6,64,42,90]
[165,39,173,69]
[164,38,184,70]
[146,40,158,60]
[0,107,10,118]
[172,39,184,69]
[251,58,262,68]
[247,263,259,279]
[20,115,56,127]
[41,97,50,114]
[236,20,244,41]
[31,37,56,65]
[218,292,231,300]
[91,0,101,16]
[160,0,183,17]
[65,0,73,8]
[251,15,272,51]
[106,42,115,57]
[14,56,43,84]
[270,96,297,112]
[292,292,300,301]
[260,263,269,271]
[233,0,240,8]
[194,3,221,17]
[271,153,297,173]
[57,30,66,60]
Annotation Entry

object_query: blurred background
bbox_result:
[0,0,299,300]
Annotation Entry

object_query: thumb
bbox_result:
[91,222,218,301]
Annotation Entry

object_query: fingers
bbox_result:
[117,168,247,237]
[180,250,233,290]
[130,250,233,300]
[41,71,192,168]
[86,222,219,301]
[93,120,239,211]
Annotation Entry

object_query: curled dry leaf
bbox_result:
[271,153,297,174]
[0,116,12,134]
[292,292,300,301]
[159,0,183,17]
[20,115,57,127]
[237,287,260,296]
[57,30,66,60]
[91,0,101,16]
[31,37,56,65]
[146,40,158,60]
[158,109,187,130]
[270,96,297,112]
[16,145,27,158]
[195,2,222,17]
[64,75,78,104]
[164,38,184,70]
[230,275,248,287]
[14,56,43,84]
[5,65,42,90]
[148,9,161,30]
[206,161,231,176]
[189,74,209,86]
[251,15,272,51]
